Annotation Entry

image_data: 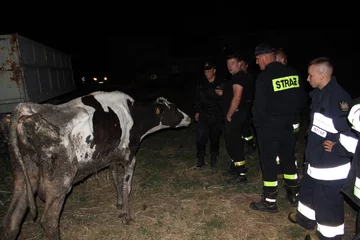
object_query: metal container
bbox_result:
[0,33,76,113]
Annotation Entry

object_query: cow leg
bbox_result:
[0,175,28,240]
[118,156,136,224]
[40,170,74,240]
[1,167,39,240]
[111,163,124,209]
[40,187,68,240]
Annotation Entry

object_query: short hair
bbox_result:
[309,57,333,75]
[275,48,287,60]
[225,53,243,62]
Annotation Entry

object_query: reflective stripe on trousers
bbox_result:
[307,163,350,181]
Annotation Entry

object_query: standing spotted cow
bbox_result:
[0,90,191,240]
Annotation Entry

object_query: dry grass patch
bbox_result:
[0,122,357,239]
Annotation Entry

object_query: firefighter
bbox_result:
[340,97,360,240]
[240,58,257,154]
[194,61,224,168]
[275,48,301,134]
[215,53,253,183]
[274,48,302,178]
[288,57,355,240]
[250,43,307,212]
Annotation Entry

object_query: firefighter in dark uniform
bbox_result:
[341,97,360,240]
[215,53,253,183]
[194,61,224,168]
[275,48,301,137]
[275,48,302,177]
[240,58,257,154]
[250,43,306,213]
[288,57,354,240]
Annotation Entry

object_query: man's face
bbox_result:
[256,55,266,70]
[240,61,248,72]
[204,68,216,80]
[307,65,323,89]
[226,58,242,75]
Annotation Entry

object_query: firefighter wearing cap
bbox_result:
[215,53,254,183]
[250,43,306,213]
[288,57,355,240]
[194,61,224,168]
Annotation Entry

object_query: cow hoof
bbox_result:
[118,213,134,224]
[125,217,134,225]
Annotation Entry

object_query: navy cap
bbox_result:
[203,61,216,70]
[254,43,276,56]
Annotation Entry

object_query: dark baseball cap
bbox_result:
[254,43,276,56]
[203,61,216,70]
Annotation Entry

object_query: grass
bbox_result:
[0,97,358,239]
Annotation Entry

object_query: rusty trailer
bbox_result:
[0,33,76,114]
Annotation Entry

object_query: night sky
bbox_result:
[0,20,355,96]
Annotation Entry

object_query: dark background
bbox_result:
[0,19,355,97]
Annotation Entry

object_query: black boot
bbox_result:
[226,166,247,184]
[210,155,217,168]
[284,184,300,206]
[196,158,205,168]
[223,160,236,176]
[288,212,316,230]
[249,191,278,213]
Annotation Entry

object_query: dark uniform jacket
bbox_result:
[252,61,307,128]
[306,77,354,170]
[194,76,224,119]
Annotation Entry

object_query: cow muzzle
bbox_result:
[176,116,191,128]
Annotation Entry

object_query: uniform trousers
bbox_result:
[255,120,298,193]
[196,114,222,159]
[297,173,345,240]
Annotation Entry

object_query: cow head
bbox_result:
[154,97,191,128]
[130,96,192,142]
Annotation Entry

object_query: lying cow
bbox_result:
[0,90,191,240]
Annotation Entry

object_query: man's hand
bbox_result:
[215,89,223,96]
[195,113,199,121]
[226,114,231,122]
[323,140,336,152]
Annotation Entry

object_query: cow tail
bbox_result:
[9,105,37,220]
